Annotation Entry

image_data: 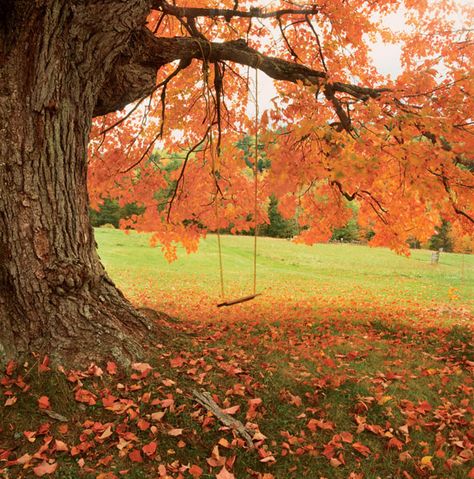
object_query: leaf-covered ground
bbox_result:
[1,231,473,478]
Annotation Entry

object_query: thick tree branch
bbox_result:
[95,30,390,123]
[152,0,319,20]
[146,36,388,99]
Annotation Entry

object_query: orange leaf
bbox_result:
[340,431,353,443]
[352,442,371,457]
[106,361,117,375]
[5,396,17,406]
[189,464,203,477]
[33,461,58,476]
[128,449,143,463]
[54,439,68,452]
[74,388,96,405]
[216,466,235,479]
[222,405,240,415]
[137,418,150,431]
[132,362,152,374]
[387,437,404,451]
[38,356,50,373]
[142,441,157,457]
[38,396,51,410]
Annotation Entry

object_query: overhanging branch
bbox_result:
[146,36,388,101]
[152,0,319,20]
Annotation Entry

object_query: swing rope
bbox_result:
[252,65,259,296]
[211,131,225,299]
[216,66,260,307]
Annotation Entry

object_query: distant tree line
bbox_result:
[90,195,469,253]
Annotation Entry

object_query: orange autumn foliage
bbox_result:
[88,0,473,258]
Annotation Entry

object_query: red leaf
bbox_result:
[142,441,157,457]
[387,437,404,451]
[38,356,50,373]
[189,464,203,477]
[132,362,152,374]
[106,361,117,375]
[128,449,143,463]
[74,388,96,405]
[38,396,51,410]
[170,356,186,368]
[307,418,334,431]
[5,360,16,376]
[137,418,150,431]
[216,466,235,479]
[33,461,58,476]
[340,431,353,443]
[352,442,371,457]
[222,405,240,415]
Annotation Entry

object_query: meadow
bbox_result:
[96,228,473,323]
[1,229,473,479]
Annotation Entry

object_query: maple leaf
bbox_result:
[142,441,157,457]
[340,431,353,443]
[216,466,235,479]
[307,418,334,431]
[128,449,143,463]
[106,361,117,375]
[5,360,16,376]
[38,396,51,410]
[132,362,152,374]
[222,405,240,415]
[74,388,96,405]
[352,442,371,457]
[189,464,203,478]
[38,356,50,373]
[96,473,118,479]
[170,356,186,368]
[4,396,17,406]
[54,439,69,452]
[387,437,404,451]
[33,461,58,476]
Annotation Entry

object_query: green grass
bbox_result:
[1,229,473,479]
[96,228,473,310]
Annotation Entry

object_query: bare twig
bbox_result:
[192,389,255,448]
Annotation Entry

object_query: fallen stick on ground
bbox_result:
[192,389,255,448]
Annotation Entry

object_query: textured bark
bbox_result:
[0,0,160,366]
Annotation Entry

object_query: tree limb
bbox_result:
[152,0,319,20]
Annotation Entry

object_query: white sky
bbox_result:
[254,0,473,111]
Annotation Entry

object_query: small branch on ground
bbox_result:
[192,389,255,448]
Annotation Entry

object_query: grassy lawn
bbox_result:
[1,229,473,479]
[97,228,473,322]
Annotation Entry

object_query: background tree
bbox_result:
[1,0,472,365]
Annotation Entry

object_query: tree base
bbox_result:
[0,276,166,368]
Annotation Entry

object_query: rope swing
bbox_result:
[216,67,261,308]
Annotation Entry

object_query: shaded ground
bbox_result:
[1,232,473,478]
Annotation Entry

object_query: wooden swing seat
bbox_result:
[217,293,261,308]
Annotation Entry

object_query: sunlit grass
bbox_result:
[96,228,473,316]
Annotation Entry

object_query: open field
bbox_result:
[96,229,473,324]
[1,229,473,479]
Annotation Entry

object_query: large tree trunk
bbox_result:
[0,0,160,366]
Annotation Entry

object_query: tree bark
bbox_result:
[0,0,159,366]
